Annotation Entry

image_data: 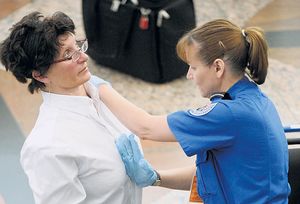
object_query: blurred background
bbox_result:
[0,0,299,203]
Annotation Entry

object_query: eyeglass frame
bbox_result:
[52,38,88,64]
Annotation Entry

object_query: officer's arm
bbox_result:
[99,84,176,142]
[158,166,195,190]
[116,134,194,190]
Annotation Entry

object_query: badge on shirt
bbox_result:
[188,103,217,116]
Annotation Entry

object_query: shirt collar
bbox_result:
[41,82,98,115]
[209,76,255,102]
[226,76,256,99]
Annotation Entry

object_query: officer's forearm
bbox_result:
[157,166,195,190]
[99,85,176,141]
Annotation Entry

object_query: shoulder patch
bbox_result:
[188,103,217,116]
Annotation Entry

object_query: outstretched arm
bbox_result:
[116,134,194,190]
[99,84,176,142]
[159,166,195,190]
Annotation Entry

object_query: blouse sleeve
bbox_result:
[167,102,236,158]
[21,147,86,204]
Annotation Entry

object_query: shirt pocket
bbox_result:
[196,152,218,198]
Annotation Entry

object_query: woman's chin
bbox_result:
[82,70,91,83]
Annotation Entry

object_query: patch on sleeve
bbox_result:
[188,103,217,116]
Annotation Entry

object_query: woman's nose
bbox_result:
[78,52,89,63]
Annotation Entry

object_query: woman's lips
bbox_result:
[79,67,88,73]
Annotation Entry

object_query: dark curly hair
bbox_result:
[0,11,75,94]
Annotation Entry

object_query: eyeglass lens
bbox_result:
[72,40,88,62]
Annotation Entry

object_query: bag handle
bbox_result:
[111,0,139,12]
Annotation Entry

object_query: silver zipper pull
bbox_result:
[111,0,121,12]
[157,9,170,27]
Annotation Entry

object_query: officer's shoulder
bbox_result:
[188,102,218,116]
[188,100,235,117]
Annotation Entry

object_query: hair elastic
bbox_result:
[241,29,246,37]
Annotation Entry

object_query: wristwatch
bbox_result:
[152,170,161,186]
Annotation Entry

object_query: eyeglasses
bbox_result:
[52,39,88,64]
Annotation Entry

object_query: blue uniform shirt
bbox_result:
[167,77,290,204]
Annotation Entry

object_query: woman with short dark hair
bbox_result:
[0,11,142,204]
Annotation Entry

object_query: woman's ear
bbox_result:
[32,70,50,84]
[213,58,225,78]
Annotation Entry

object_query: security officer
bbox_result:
[166,77,290,203]
[98,19,290,203]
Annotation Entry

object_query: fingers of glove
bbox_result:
[123,155,136,179]
[124,163,135,179]
[115,135,128,158]
[115,135,137,179]
[116,135,134,164]
[128,134,143,161]
[122,135,134,160]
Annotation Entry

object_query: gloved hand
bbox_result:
[116,134,158,187]
[89,75,111,87]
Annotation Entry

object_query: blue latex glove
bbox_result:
[116,134,157,187]
[89,75,111,87]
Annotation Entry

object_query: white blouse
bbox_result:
[20,81,142,204]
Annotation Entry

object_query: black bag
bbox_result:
[82,0,196,83]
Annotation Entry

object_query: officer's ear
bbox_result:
[212,58,225,78]
[32,70,50,84]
